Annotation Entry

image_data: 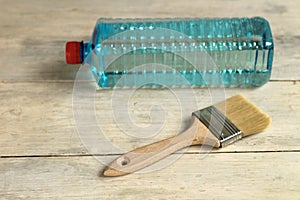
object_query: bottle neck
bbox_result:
[82,42,91,62]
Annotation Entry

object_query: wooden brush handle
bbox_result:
[103,117,220,177]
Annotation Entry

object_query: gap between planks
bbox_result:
[1,150,300,159]
[0,79,299,84]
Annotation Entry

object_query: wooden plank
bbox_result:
[0,0,299,81]
[0,81,299,156]
[0,152,299,199]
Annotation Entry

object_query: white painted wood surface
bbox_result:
[0,0,299,199]
[1,153,300,199]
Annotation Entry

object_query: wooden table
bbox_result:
[0,0,299,199]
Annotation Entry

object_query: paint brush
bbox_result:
[103,94,271,177]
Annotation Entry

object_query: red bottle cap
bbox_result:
[65,41,83,64]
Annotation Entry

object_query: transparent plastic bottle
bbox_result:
[66,17,274,87]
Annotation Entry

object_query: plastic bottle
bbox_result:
[66,17,274,87]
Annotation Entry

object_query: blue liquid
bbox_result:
[82,17,274,87]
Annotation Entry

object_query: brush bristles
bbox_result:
[214,94,271,137]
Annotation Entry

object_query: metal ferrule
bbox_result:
[192,106,243,147]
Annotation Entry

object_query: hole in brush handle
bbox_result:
[117,156,130,167]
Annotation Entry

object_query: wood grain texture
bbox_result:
[1,153,300,199]
[0,81,299,157]
[0,0,299,199]
[0,0,299,81]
